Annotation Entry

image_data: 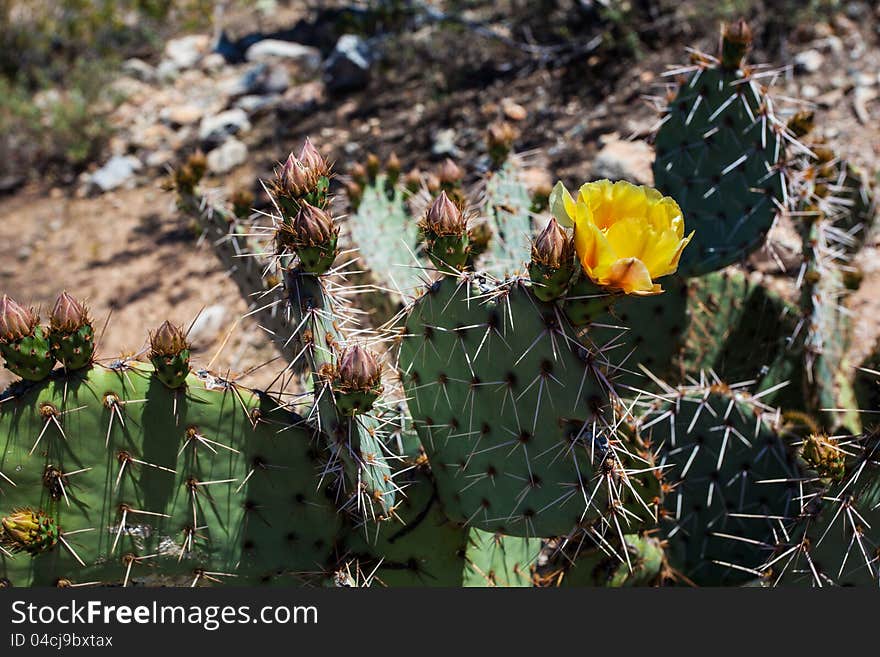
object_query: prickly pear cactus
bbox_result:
[398,274,661,537]
[637,384,799,585]
[480,160,535,278]
[347,172,423,300]
[0,364,342,587]
[653,22,786,276]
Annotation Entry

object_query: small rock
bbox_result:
[814,87,844,107]
[121,58,156,83]
[800,84,820,99]
[145,150,175,168]
[17,246,32,261]
[501,98,528,121]
[206,138,248,174]
[244,40,322,73]
[89,155,143,193]
[324,34,372,93]
[163,34,210,69]
[234,94,280,115]
[129,123,172,151]
[200,52,227,72]
[278,81,324,116]
[220,63,289,98]
[162,104,205,127]
[431,128,461,158]
[592,134,653,185]
[853,85,877,125]
[0,175,25,196]
[794,49,824,74]
[187,305,230,346]
[199,109,251,146]
[156,59,180,83]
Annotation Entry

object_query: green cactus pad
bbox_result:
[553,533,666,587]
[398,275,660,537]
[342,465,470,587]
[575,276,689,391]
[654,64,786,276]
[50,323,95,371]
[767,431,880,586]
[0,326,56,382]
[640,385,800,585]
[463,529,540,587]
[348,174,423,299]
[0,364,341,587]
[481,161,534,278]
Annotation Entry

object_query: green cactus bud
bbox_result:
[49,292,94,371]
[148,321,190,389]
[528,217,575,301]
[332,345,383,415]
[486,121,518,168]
[1,508,60,556]
[277,202,339,274]
[801,434,845,482]
[420,192,469,271]
[720,19,752,70]
[0,295,55,381]
[386,152,401,187]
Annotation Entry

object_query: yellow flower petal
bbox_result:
[606,258,662,295]
[573,216,618,275]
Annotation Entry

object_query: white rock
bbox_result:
[199,109,251,144]
[244,40,322,72]
[121,58,156,82]
[794,49,824,74]
[206,138,247,173]
[89,156,142,193]
[163,34,211,69]
[187,305,230,346]
[592,134,653,185]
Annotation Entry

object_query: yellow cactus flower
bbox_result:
[550,179,693,295]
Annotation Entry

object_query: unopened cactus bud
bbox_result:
[148,321,190,389]
[49,292,89,334]
[421,192,470,271]
[366,152,381,179]
[350,162,368,186]
[0,295,55,381]
[403,168,422,194]
[277,202,339,274]
[787,110,815,139]
[346,181,364,210]
[530,218,575,302]
[298,137,330,178]
[802,434,845,481]
[424,191,466,235]
[0,295,37,342]
[270,140,332,216]
[532,217,572,269]
[437,158,463,186]
[49,292,94,370]
[487,121,518,167]
[386,151,401,187]
[231,188,254,220]
[1,508,59,555]
[467,221,493,260]
[720,19,752,69]
[332,345,384,415]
